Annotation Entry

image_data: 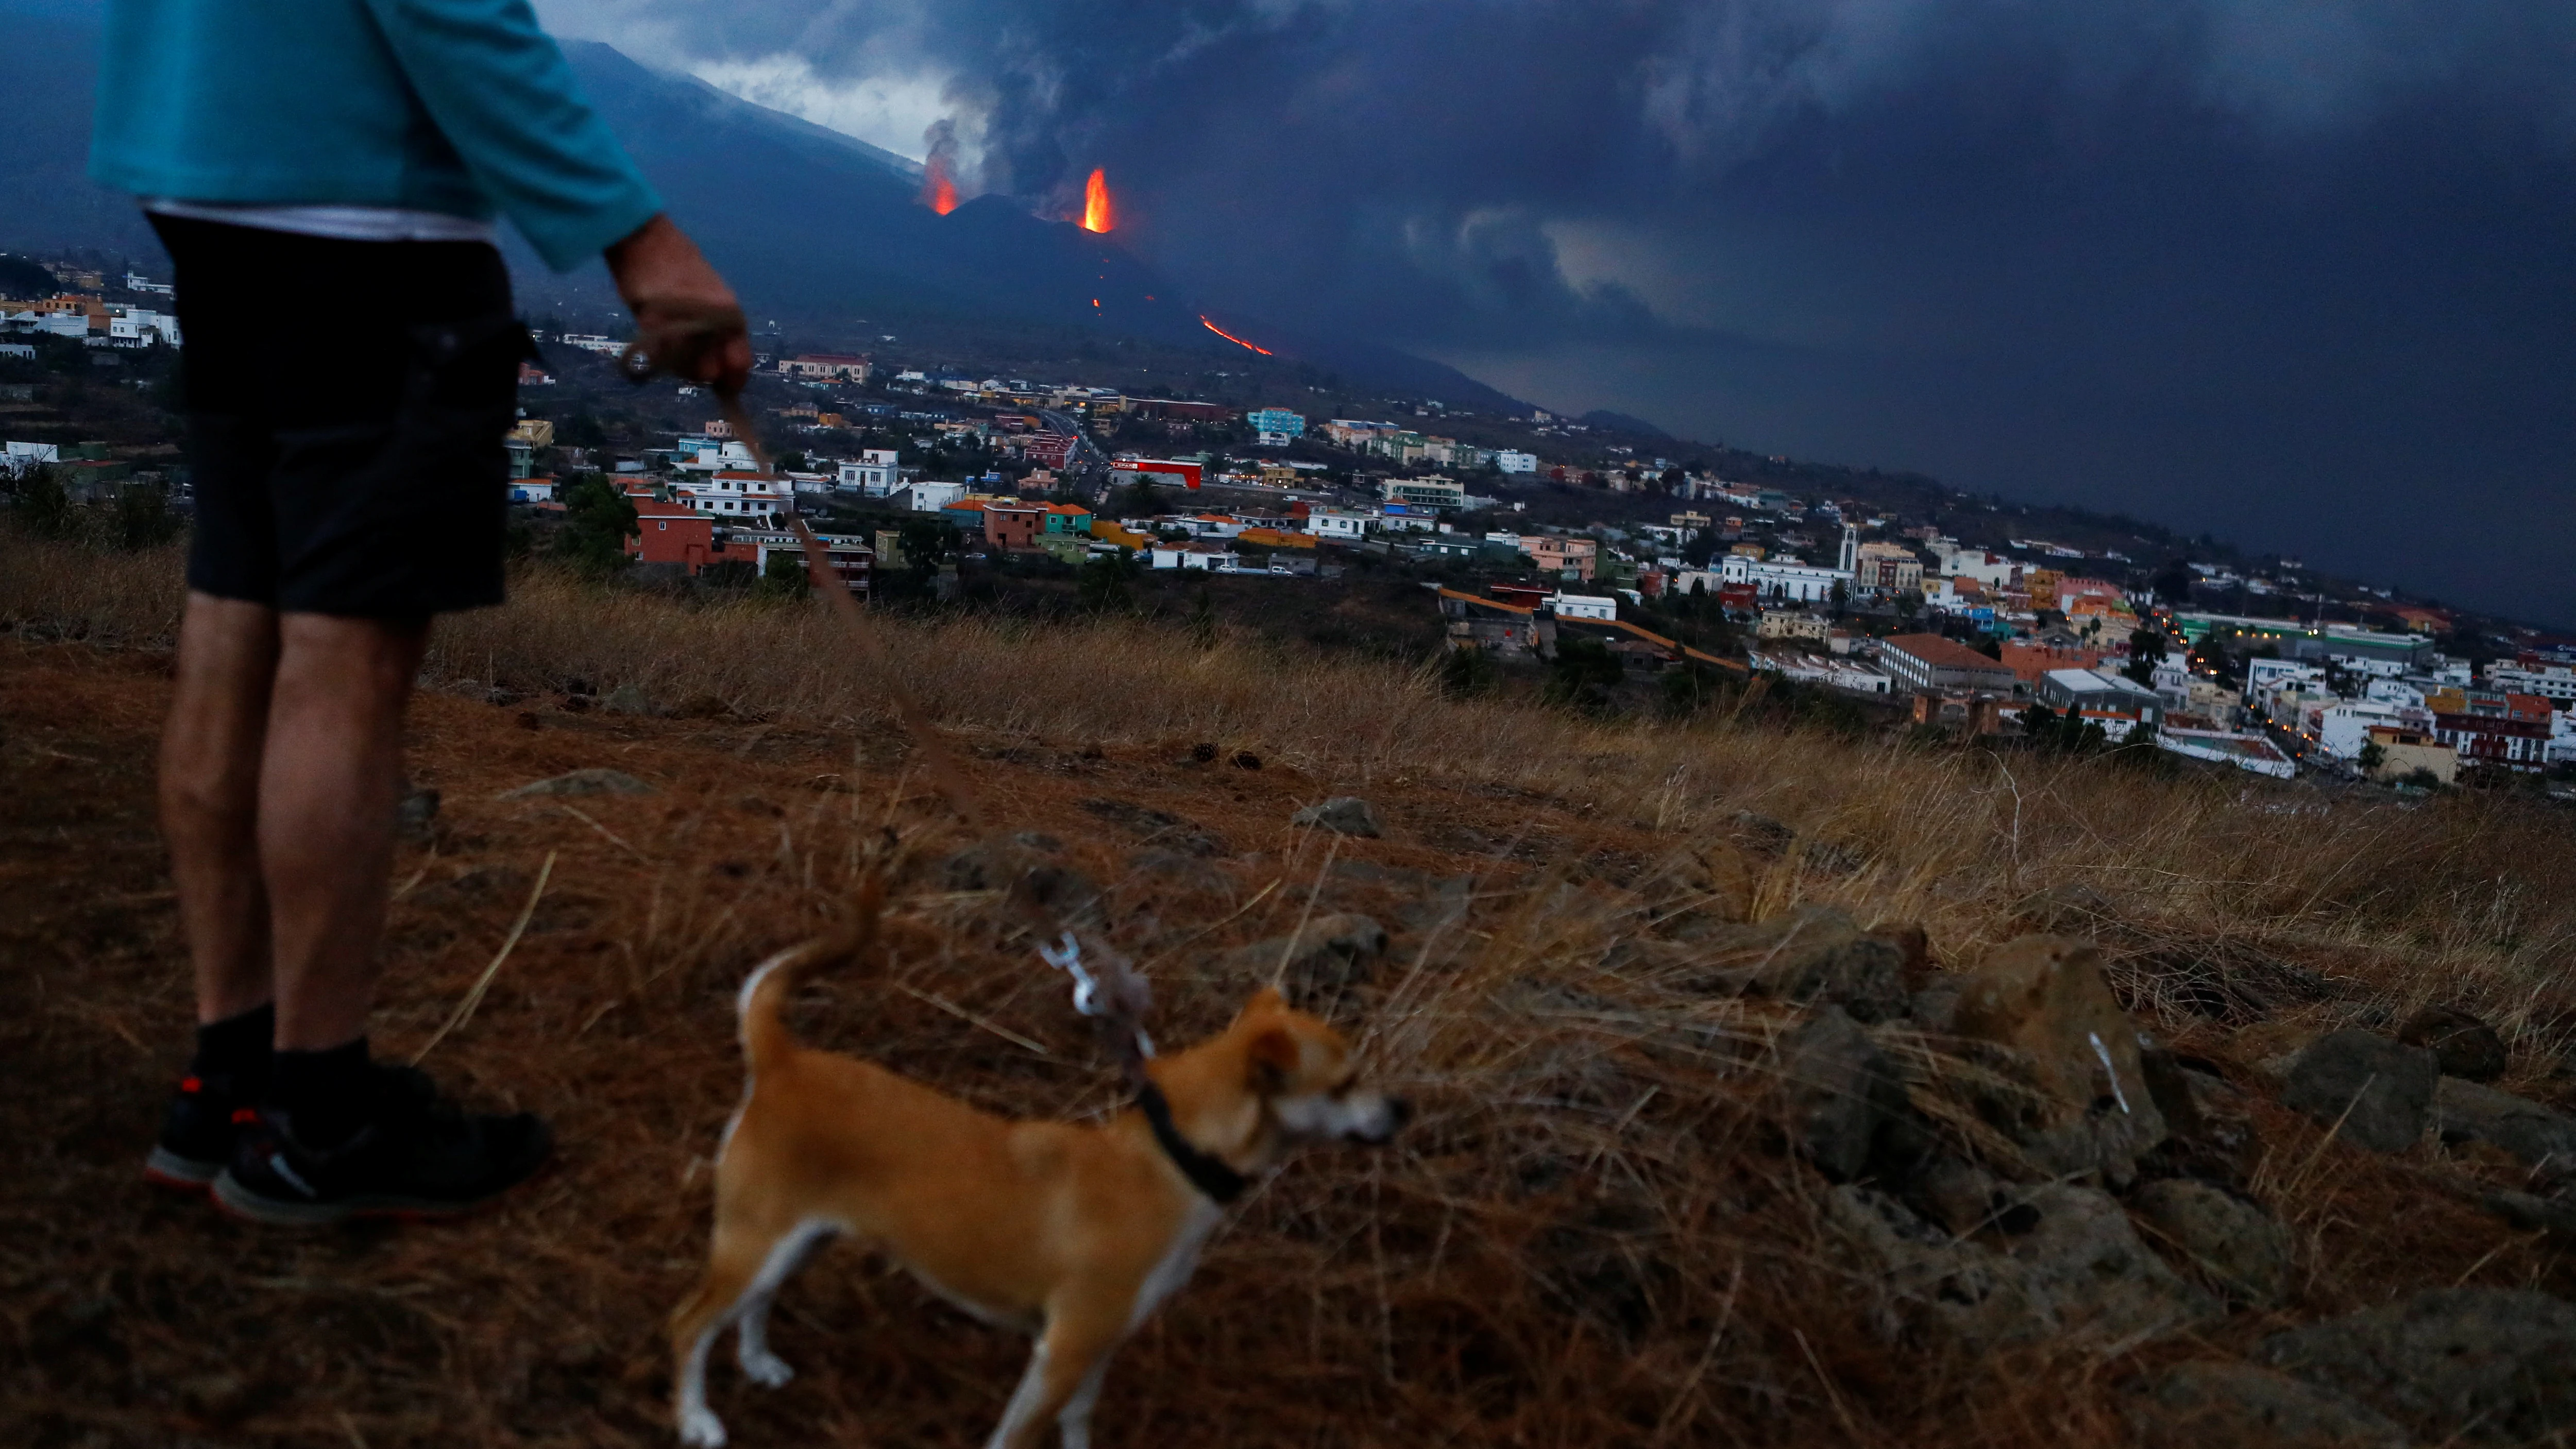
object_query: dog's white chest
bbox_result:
[1126,1199,1225,1332]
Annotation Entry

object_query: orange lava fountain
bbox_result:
[1082,168,1114,233]
[923,156,958,215]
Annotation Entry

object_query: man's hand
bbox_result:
[605,214,752,394]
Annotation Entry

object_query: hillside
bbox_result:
[6,534,2573,1447]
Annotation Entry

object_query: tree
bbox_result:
[754,551,809,600]
[2151,558,2195,605]
[551,473,637,576]
[8,464,74,539]
[2358,741,2387,777]
[2123,627,2168,687]
[1186,589,1221,650]
[896,516,955,571]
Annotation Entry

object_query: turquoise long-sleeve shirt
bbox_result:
[89,0,662,270]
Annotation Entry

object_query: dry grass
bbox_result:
[3,532,2571,1448]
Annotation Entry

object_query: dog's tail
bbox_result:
[737,873,887,1076]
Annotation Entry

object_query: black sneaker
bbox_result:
[144,1071,258,1191]
[211,1066,552,1226]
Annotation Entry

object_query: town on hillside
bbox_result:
[6,254,2572,793]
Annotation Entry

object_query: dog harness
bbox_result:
[1135,1082,1249,1204]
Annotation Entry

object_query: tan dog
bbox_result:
[670,918,1409,1448]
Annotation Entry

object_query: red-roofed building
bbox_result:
[2001,639,2107,686]
[1879,634,2018,694]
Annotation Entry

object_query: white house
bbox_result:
[2487,657,2576,705]
[107,308,180,345]
[1942,549,2021,589]
[671,438,758,476]
[1148,540,1239,571]
[2244,659,2328,716]
[837,448,901,496]
[3,440,60,476]
[1718,552,1853,604]
[1551,592,1618,621]
[2362,678,2429,708]
[1495,450,1538,474]
[2318,701,2428,762]
[674,470,794,521]
[902,480,966,512]
[1306,508,1376,541]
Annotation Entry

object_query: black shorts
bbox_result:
[154,213,530,618]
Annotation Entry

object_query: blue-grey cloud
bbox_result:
[561,2,2576,618]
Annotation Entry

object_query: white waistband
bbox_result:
[146,200,498,246]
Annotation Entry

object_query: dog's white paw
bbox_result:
[740,1348,795,1388]
[677,1405,728,1447]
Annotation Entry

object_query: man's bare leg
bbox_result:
[212,609,554,1223]
[259,611,428,1052]
[147,592,285,1187]
[160,591,282,1024]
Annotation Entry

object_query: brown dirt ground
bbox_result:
[0,635,1693,1448]
[5,635,2570,1449]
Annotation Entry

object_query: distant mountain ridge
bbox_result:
[0,7,1528,413]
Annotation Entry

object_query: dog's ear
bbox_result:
[1245,1025,1300,1091]
[1243,985,1286,1015]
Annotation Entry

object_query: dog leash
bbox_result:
[619,312,1159,1088]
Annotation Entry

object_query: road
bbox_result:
[1042,407,1113,496]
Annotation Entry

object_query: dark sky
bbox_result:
[62,0,2576,620]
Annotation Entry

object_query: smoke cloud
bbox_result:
[530,0,2576,620]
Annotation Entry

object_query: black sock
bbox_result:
[188,1002,275,1095]
[269,1038,376,1149]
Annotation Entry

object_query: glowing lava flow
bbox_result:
[922,156,957,215]
[1199,316,1274,355]
[1082,168,1114,232]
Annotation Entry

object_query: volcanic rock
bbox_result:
[1824,1182,2215,1351]
[1947,934,2167,1184]
[1080,797,1229,856]
[395,786,440,844]
[2258,1287,2576,1443]
[2004,1184,2218,1338]
[2431,1077,2576,1175]
[501,768,655,798]
[1678,905,1912,1022]
[1776,1005,1911,1183]
[602,682,659,715]
[2128,1363,2408,1449]
[1291,795,1382,838]
[2282,1030,2436,1153]
[2399,1004,2507,1083]
[2131,1179,2294,1307]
